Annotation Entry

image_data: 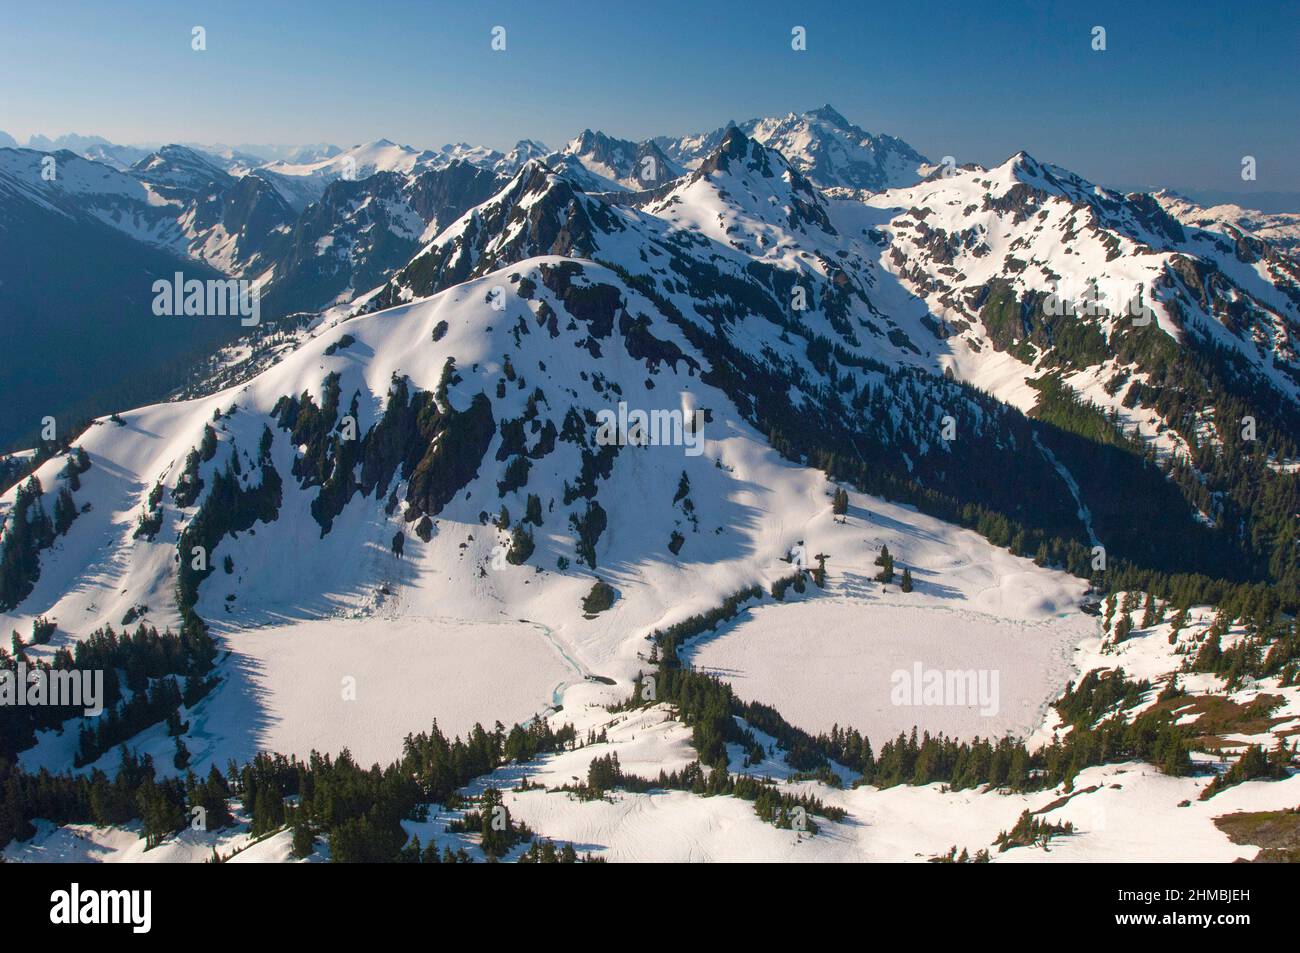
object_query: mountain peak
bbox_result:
[660,106,927,191]
[696,126,762,178]
[806,104,853,130]
[718,124,751,151]
[514,155,559,179]
[556,129,682,191]
[131,144,228,184]
[1007,149,1039,168]
[994,150,1109,205]
[570,129,605,150]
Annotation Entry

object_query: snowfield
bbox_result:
[688,600,1089,741]
[192,616,577,770]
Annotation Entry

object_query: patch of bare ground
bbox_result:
[1216,807,1300,863]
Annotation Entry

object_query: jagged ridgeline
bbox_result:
[364,132,1294,600]
[0,143,512,451]
[3,117,1298,629]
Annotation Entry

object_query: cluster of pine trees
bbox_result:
[930,844,991,863]
[581,580,616,614]
[994,809,1074,852]
[1186,614,1300,689]
[1199,741,1295,800]
[571,751,843,830]
[1,621,217,762]
[0,714,580,859]
[444,786,531,859]
[0,747,230,851]
[175,448,282,617]
[0,478,57,612]
[647,583,765,663]
[516,839,598,863]
[74,672,215,768]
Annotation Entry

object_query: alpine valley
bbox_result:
[1,106,1298,864]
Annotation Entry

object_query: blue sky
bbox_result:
[2,0,1296,192]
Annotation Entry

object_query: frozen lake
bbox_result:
[686,599,1091,743]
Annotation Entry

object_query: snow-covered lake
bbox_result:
[17,615,581,778]
[197,616,579,768]
[686,599,1091,742]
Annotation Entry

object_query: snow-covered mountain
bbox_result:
[658,104,929,191]
[8,133,350,173]
[260,138,442,181]
[258,161,505,314]
[8,121,1297,641]
[550,129,684,191]
[4,132,1108,767]
[0,147,243,449]
[255,139,443,210]
[847,153,1300,451]
[0,144,296,276]
[380,133,1300,483]
[233,142,343,165]
[1155,189,1300,252]
[5,110,1296,522]
[26,132,118,154]
[495,139,550,174]
[2,110,1298,864]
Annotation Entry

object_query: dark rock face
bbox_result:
[271,371,496,535]
[1124,191,1187,246]
[261,162,505,317]
[375,162,622,308]
[406,391,495,519]
[696,127,769,178]
[565,129,682,188]
[406,161,503,227]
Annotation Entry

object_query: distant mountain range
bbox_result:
[4,103,1297,593]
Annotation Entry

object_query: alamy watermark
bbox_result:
[152,272,260,326]
[50,883,151,933]
[1042,276,1154,326]
[1,663,104,716]
[595,401,705,457]
[890,663,1000,717]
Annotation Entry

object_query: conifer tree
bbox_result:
[524,493,543,526]
[1140,592,1159,629]
[399,834,422,863]
[290,821,315,859]
[52,487,78,536]
[874,545,894,584]
[505,525,534,565]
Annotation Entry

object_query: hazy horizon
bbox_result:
[3,0,1297,195]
